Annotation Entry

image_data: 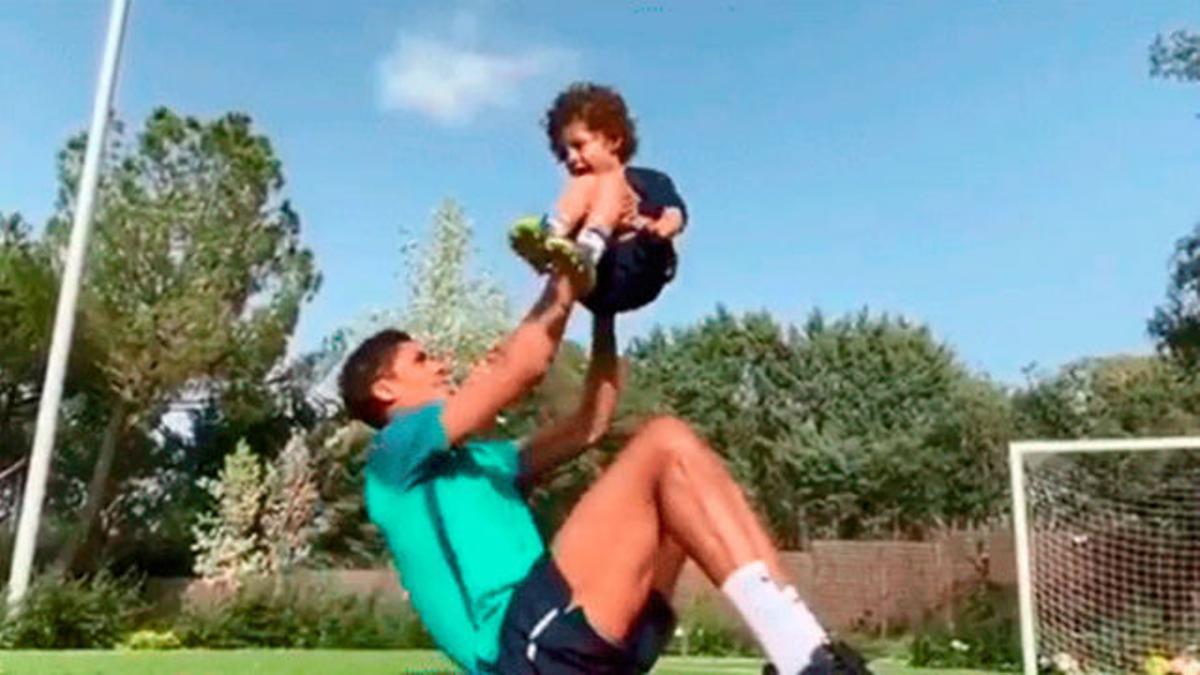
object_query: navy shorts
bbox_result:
[490,556,677,674]
[581,231,677,316]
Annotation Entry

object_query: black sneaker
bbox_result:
[761,640,873,675]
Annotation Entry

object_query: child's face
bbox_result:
[560,120,623,175]
[371,340,452,409]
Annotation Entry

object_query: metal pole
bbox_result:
[7,0,131,607]
[1010,442,1038,675]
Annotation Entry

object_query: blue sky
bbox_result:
[1,1,1197,383]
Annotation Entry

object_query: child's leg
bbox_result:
[509,174,597,274]
[550,173,600,237]
[578,170,631,238]
[534,171,628,294]
[547,171,628,282]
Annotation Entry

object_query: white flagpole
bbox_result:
[7,0,132,607]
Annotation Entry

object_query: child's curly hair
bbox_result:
[543,82,638,164]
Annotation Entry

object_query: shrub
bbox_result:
[173,580,433,649]
[0,571,145,648]
[908,584,1021,671]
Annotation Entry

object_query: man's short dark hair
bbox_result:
[339,329,411,429]
[543,81,638,164]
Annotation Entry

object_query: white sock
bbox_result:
[721,562,827,673]
[782,584,829,647]
[577,225,609,265]
[543,214,569,237]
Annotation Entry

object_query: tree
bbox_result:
[1014,355,1200,439]
[1149,226,1200,368]
[191,435,320,587]
[786,310,1011,540]
[0,214,60,462]
[627,307,1012,544]
[1148,29,1200,364]
[320,199,511,384]
[1150,30,1200,82]
[398,200,511,377]
[48,108,319,573]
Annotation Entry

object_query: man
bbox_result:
[338,274,868,673]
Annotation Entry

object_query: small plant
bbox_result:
[908,583,1020,671]
[122,628,182,650]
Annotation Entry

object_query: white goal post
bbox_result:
[1011,437,1200,675]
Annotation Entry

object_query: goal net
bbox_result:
[1011,438,1200,675]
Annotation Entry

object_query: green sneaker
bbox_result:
[508,215,553,273]
[544,236,597,296]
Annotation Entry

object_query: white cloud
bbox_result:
[377,16,576,126]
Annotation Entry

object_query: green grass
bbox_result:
[0,650,1007,674]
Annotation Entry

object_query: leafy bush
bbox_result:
[122,628,182,650]
[908,584,1020,671]
[0,571,145,648]
[173,581,433,649]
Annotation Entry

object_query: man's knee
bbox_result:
[636,416,704,454]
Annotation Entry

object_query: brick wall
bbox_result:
[153,529,1017,631]
[673,529,1015,630]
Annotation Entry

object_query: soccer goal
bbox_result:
[1011,437,1200,674]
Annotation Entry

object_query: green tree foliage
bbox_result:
[1149,225,1200,369]
[0,214,61,462]
[1150,30,1200,82]
[1148,29,1200,366]
[627,307,1012,544]
[48,108,319,572]
[787,311,1011,540]
[1014,355,1200,439]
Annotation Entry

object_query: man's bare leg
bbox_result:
[650,537,687,598]
[551,416,830,671]
[553,419,756,638]
[721,477,790,584]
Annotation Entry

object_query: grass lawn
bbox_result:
[0,650,1006,674]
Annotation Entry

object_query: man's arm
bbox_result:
[519,314,620,483]
[441,275,575,446]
